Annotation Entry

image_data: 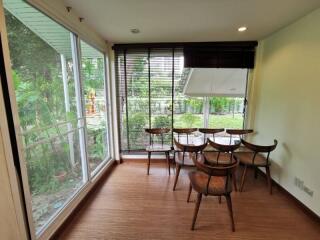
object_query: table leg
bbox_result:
[166,151,170,175]
[147,152,151,175]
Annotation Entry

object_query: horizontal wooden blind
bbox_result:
[115,48,184,151]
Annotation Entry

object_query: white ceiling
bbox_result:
[63,0,320,43]
[183,68,247,97]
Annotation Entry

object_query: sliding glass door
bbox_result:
[3,0,111,238]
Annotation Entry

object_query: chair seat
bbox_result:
[175,152,204,166]
[235,146,253,153]
[203,152,233,165]
[203,145,217,152]
[234,152,269,166]
[189,171,232,195]
[146,144,171,152]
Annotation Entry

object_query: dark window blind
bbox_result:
[184,47,256,68]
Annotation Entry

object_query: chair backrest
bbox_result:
[207,138,241,163]
[198,128,224,143]
[174,137,207,153]
[226,129,253,144]
[145,128,170,146]
[241,139,278,164]
[173,128,197,144]
[174,138,207,166]
[193,154,239,195]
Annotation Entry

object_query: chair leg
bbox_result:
[218,196,222,204]
[173,164,181,191]
[187,182,192,202]
[166,152,170,175]
[147,152,151,175]
[232,173,238,192]
[191,193,202,230]
[172,151,176,174]
[266,165,272,195]
[225,194,235,232]
[254,167,258,179]
[240,165,248,192]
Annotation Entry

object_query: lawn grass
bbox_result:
[208,114,243,129]
[173,113,243,129]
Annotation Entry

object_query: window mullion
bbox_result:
[103,54,113,160]
[124,50,130,150]
[203,97,209,128]
[71,33,89,182]
[171,48,175,147]
[148,49,151,144]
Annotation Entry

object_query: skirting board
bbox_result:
[257,168,320,223]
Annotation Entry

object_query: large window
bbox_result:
[4,0,110,237]
[116,49,248,152]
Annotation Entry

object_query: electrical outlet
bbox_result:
[294,177,314,197]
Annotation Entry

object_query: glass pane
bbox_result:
[208,97,245,129]
[150,49,173,145]
[173,59,204,129]
[80,40,110,174]
[124,51,149,150]
[4,0,85,234]
[174,96,204,128]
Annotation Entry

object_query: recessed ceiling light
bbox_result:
[130,28,140,34]
[238,26,247,32]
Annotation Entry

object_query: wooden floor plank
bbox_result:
[58,160,320,240]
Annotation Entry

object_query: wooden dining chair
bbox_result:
[234,139,278,194]
[202,139,241,192]
[172,138,207,191]
[172,128,197,144]
[145,128,171,175]
[226,129,253,144]
[188,147,239,231]
[198,128,224,144]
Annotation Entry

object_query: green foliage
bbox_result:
[88,127,107,160]
[180,113,201,127]
[5,10,104,196]
[82,58,104,93]
[126,113,147,131]
[185,98,203,113]
[153,115,171,128]
[209,97,243,114]
[210,97,227,113]
[123,113,147,149]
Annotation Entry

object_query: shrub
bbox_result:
[180,113,200,127]
[153,115,171,128]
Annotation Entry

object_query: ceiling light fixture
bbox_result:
[238,26,247,32]
[130,28,140,34]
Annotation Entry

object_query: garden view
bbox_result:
[4,3,109,233]
[118,53,246,150]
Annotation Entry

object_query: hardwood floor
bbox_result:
[58,160,320,240]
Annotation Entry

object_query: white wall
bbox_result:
[249,8,320,216]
